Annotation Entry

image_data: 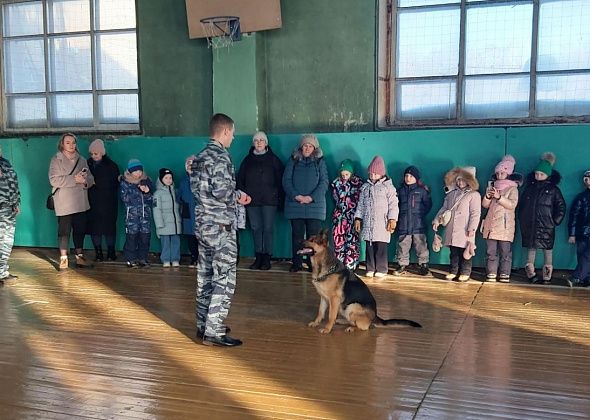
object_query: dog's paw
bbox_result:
[345,326,355,333]
[319,327,332,334]
[308,320,320,327]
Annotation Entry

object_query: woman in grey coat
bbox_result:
[282,134,329,272]
[49,133,95,270]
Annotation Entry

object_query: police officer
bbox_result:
[0,146,20,283]
[191,114,251,347]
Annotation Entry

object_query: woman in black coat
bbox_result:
[87,139,120,261]
[237,131,284,270]
[518,152,566,283]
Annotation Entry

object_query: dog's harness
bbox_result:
[313,262,346,282]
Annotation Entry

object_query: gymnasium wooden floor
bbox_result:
[1,248,589,419]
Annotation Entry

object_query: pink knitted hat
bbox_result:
[89,139,105,156]
[368,156,386,176]
[495,155,515,175]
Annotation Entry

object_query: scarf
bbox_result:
[494,179,517,191]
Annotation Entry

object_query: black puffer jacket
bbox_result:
[568,189,590,240]
[397,183,432,235]
[518,171,566,249]
[237,146,284,207]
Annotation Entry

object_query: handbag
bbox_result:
[438,191,468,227]
[47,158,80,211]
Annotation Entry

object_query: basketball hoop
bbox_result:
[200,16,242,49]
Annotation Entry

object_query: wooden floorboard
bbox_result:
[1,248,589,419]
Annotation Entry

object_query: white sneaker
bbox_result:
[365,271,375,277]
[446,273,457,280]
[163,262,171,268]
[172,261,180,267]
[458,274,470,282]
[374,272,387,278]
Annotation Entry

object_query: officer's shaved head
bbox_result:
[209,113,234,137]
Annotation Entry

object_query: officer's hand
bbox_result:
[387,219,397,233]
[569,236,576,244]
[354,219,362,233]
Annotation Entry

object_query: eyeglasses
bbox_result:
[253,138,266,143]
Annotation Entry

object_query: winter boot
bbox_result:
[418,263,431,276]
[95,247,104,262]
[525,263,537,282]
[249,253,263,270]
[259,253,272,271]
[75,254,93,268]
[107,246,117,261]
[541,264,553,284]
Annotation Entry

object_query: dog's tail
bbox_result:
[374,316,422,328]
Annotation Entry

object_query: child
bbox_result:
[331,159,363,270]
[120,159,154,268]
[354,156,398,278]
[481,156,522,282]
[433,166,481,282]
[518,152,566,284]
[153,168,182,267]
[567,170,590,287]
[177,156,198,267]
[393,166,432,277]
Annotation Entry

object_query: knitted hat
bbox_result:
[367,156,386,176]
[89,139,105,156]
[534,152,556,177]
[127,158,143,172]
[495,155,515,175]
[159,168,173,183]
[252,131,268,145]
[404,165,421,181]
[339,159,354,174]
[299,134,319,149]
[584,170,590,178]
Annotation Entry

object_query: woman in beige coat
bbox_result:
[49,133,95,270]
[481,156,522,282]
[433,167,481,282]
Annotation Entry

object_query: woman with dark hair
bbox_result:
[49,133,95,270]
[87,139,120,262]
[237,131,284,270]
[282,134,328,272]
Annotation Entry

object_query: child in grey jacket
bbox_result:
[153,168,182,267]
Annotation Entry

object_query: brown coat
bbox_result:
[481,186,519,242]
[49,152,95,217]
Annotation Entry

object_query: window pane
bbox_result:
[397,7,460,77]
[95,0,136,30]
[396,80,457,119]
[538,0,590,71]
[537,73,590,116]
[465,3,533,75]
[4,39,46,93]
[7,96,47,128]
[99,94,139,124]
[48,35,91,91]
[399,0,458,6]
[50,93,93,126]
[96,32,138,89]
[464,76,530,119]
[3,1,43,36]
[48,0,90,33]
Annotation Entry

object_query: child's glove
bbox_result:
[354,219,362,233]
[386,219,397,233]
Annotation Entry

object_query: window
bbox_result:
[377,0,590,127]
[1,0,139,132]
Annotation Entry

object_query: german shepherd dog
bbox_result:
[298,230,422,334]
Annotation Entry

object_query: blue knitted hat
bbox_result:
[127,158,143,172]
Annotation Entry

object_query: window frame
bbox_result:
[376,0,590,128]
[0,0,141,134]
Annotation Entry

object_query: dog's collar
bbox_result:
[313,262,344,282]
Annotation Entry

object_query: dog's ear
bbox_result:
[319,229,329,245]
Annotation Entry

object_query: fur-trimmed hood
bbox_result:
[122,170,148,184]
[291,146,324,161]
[525,169,562,186]
[444,167,479,191]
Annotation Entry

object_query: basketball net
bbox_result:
[200,16,241,50]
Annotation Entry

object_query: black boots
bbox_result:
[107,246,117,261]
[250,253,272,270]
[95,247,104,262]
[249,253,263,270]
[259,253,271,271]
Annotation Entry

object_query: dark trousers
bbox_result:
[449,246,473,276]
[247,206,277,254]
[91,234,115,248]
[290,218,322,268]
[124,232,151,263]
[366,241,389,273]
[185,234,199,261]
[57,212,87,251]
[485,239,512,276]
[574,239,590,281]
